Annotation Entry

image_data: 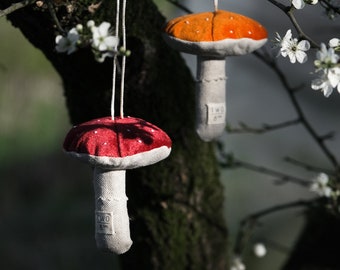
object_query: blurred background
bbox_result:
[0,0,339,269]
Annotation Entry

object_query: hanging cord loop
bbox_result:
[111,0,127,119]
[111,0,120,119]
[120,0,127,118]
[214,0,218,12]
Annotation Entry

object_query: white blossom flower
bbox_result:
[310,173,332,197]
[230,257,246,270]
[277,30,310,63]
[312,43,340,97]
[314,43,339,70]
[91,21,119,52]
[292,0,305,9]
[55,28,80,55]
[253,243,267,258]
[311,72,335,97]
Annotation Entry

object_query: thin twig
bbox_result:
[0,0,36,17]
[46,0,65,34]
[234,199,314,255]
[227,118,301,134]
[265,0,319,47]
[287,9,319,48]
[284,156,336,175]
[319,0,340,16]
[222,156,311,186]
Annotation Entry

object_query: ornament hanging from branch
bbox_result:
[62,0,172,254]
[163,0,268,141]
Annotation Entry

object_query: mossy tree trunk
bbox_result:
[1,0,228,269]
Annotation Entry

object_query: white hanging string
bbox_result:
[111,0,120,119]
[214,0,218,11]
[119,0,127,118]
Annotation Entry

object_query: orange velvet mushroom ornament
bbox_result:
[163,8,267,141]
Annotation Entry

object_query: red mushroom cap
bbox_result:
[63,116,172,169]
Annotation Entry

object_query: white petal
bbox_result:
[322,84,333,97]
[292,0,305,9]
[55,37,69,52]
[98,22,111,36]
[67,45,77,55]
[317,173,329,185]
[104,36,119,48]
[98,43,108,51]
[280,48,288,57]
[329,38,340,48]
[323,187,332,197]
[55,35,63,44]
[297,40,310,51]
[311,78,325,90]
[295,51,308,63]
[283,29,292,41]
[327,68,340,87]
[288,51,297,63]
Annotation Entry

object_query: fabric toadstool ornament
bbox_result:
[63,0,172,254]
[163,7,267,141]
[63,116,171,254]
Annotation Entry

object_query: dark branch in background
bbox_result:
[266,0,319,47]
[319,0,340,17]
[227,118,300,134]
[286,9,319,48]
[166,0,193,14]
[253,51,339,171]
[0,0,36,17]
[219,152,311,187]
[284,156,336,176]
[233,199,315,256]
[46,0,65,34]
[0,0,65,34]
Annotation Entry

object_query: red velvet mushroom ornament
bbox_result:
[163,10,267,141]
[63,116,172,254]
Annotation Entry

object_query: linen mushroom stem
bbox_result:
[63,116,172,254]
[196,55,227,141]
[163,10,268,141]
[93,168,132,254]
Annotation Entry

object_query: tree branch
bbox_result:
[233,199,314,255]
[253,51,339,171]
[284,156,336,175]
[219,153,311,187]
[287,9,319,48]
[0,0,36,17]
[227,118,301,134]
[319,0,340,17]
[265,0,319,47]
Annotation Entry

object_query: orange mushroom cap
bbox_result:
[163,10,268,57]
